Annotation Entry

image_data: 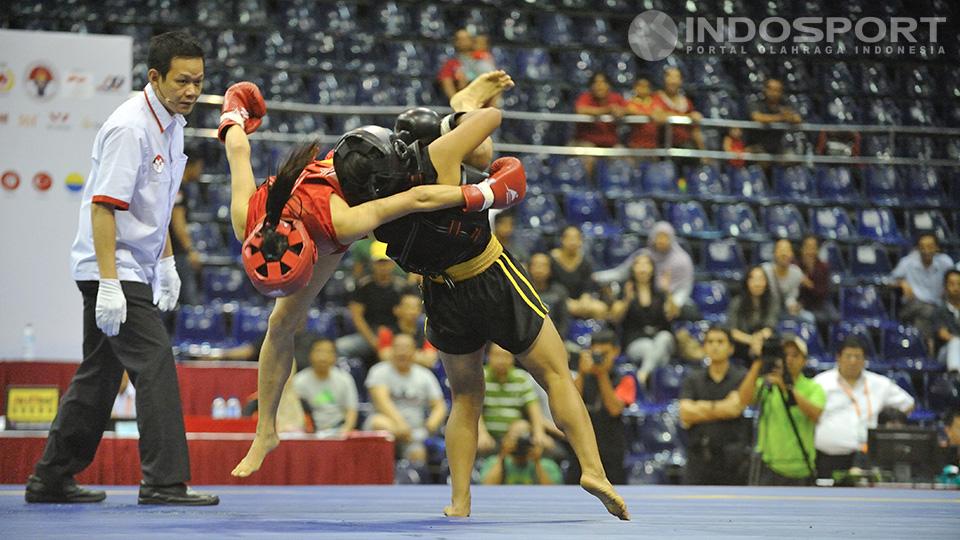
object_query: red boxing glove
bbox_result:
[218,82,267,142]
[461,157,527,212]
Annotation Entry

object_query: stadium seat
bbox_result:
[840,286,891,327]
[416,3,448,40]
[667,201,720,240]
[568,318,605,349]
[816,167,857,204]
[763,204,806,239]
[907,210,954,245]
[519,154,548,190]
[617,199,661,234]
[537,12,575,46]
[809,207,857,242]
[778,319,830,369]
[727,165,773,203]
[490,46,517,74]
[642,161,679,199]
[830,321,878,361]
[904,66,935,99]
[686,165,731,201]
[848,243,893,284]
[515,47,552,81]
[885,370,916,397]
[564,190,610,226]
[824,96,861,124]
[581,16,613,48]
[233,304,270,345]
[648,364,688,404]
[865,98,903,126]
[518,193,562,233]
[857,208,904,245]
[861,135,894,159]
[605,233,644,268]
[376,1,412,37]
[882,325,931,370]
[384,41,429,76]
[175,305,228,348]
[902,167,944,208]
[773,166,818,204]
[188,222,225,255]
[715,203,766,241]
[547,156,588,192]
[602,51,637,86]
[306,308,338,338]
[558,50,599,86]
[778,58,813,92]
[819,240,847,284]
[863,166,901,207]
[596,158,641,199]
[859,62,894,96]
[691,281,729,323]
[822,62,856,95]
[203,267,250,303]
[702,238,747,281]
[690,56,733,90]
[498,10,533,43]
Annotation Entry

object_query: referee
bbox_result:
[26,31,217,506]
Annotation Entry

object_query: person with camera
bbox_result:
[572,329,638,485]
[737,336,825,485]
[479,419,562,485]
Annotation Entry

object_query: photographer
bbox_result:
[737,336,825,485]
[479,419,562,485]
[573,329,638,485]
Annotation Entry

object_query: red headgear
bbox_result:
[242,218,317,297]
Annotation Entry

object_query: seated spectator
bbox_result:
[932,270,960,373]
[477,344,553,456]
[338,241,408,367]
[364,334,447,465]
[378,292,437,368]
[468,34,496,82]
[748,78,802,158]
[723,127,747,168]
[877,407,909,428]
[492,210,528,264]
[652,67,705,153]
[626,77,661,153]
[762,238,814,322]
[111,371,136,420]
[727,266,779,360]
[244,370,307,434]
[942,410,960,466]
[679,326,750,485]
[607,253,676,386]
[797,235,838,323]
[479,419,562,485]
[437,28,475,99]
[890,233,954,342]
[737,336,825,485]
[813,336,915,479]
[550,226,607,319]
[527,251,571,344]
[571,72,626,179]
[573,329,637,485]
[292,338,359,434]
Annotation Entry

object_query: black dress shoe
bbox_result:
[138,483,219,506]
[25,475,106,503]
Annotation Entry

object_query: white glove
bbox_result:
[155,256,181,312]
[96,279,127,337]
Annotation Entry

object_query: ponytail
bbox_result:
[259,140,320,259]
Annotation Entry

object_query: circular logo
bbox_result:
[65,172,85,192]
[0,63,14,94]
[24,62,58,101]
[33,172,52,191]
[628,10,679,61]
[2,170,21,191]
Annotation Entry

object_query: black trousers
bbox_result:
[34,281,190,486]
[815,451,855,479]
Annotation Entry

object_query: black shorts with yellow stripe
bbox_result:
[422,249,548,355]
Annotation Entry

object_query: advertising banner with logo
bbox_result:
[0,30,132,360]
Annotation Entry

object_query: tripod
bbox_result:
[747,382,816,485]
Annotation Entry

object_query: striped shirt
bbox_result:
[483,366,537,440]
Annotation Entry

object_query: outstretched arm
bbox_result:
[224,125,256,241]
[329,184,468,245]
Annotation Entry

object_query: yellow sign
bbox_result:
[6,386,59,424]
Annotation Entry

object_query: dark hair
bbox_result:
[916,232,938,246]
[259,141,320,255]
[588,72,610,88]
[493,210,515,224]
[627,252,657,292]
[147,31,204,78]
[736,265,772,323]
[878,407,909,426]
[838,335,867,355]
[310,337,335,351]
[705,325,732,342]
[590,328,618,346]
[944,269,960,286]
[800,233,819,247]
[334,151,375,207]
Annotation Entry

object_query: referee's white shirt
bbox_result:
[70,84,187,290]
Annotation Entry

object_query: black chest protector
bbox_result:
[373,144,491,280]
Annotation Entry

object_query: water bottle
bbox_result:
[226,397,241,419]
[212,396,227,419]
[22,323,35,360]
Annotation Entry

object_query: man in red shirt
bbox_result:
[626,78,661,153]
[652,68,704,153]
[571,72,626,179]
[437,29,475,99]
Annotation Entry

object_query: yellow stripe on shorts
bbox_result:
[501,253,549,313]
[495,258,546,319]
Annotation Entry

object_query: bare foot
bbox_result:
[443,494,471,518]
[450,70,515,112]
[231,433,279,477]
[581,475,630,521]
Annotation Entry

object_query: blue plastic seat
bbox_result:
[175,305,228,347]
[857,208,904,245]
[568,318,605,349]
[777,319,830,369]
[686,165,730,201]
[384,41,429,76]
[840,286,891,327]
[233,304,270,345]
[202,267,250,303]
[354,75,397,106]
[861,135,894,159]
[727,165,772,202]
[515,47,552,81]
[773,166,818,204]
[899,136,935,160]
[603,51,638,86]
[311,73,357,106]
[416,3,448,39]
[809,207,857,242]
[581,16,612,47]
[526,83,562,112]
[902,167,944,207]
[904,66,935,99]
[822,62,856,95]
[702,90,742,119]
[498,10,533,43]
[778,58,813,92]
[537,12,575,46]
[306,308,338,338]
[616,199,661,234]
[819,240,846,284]
[489,46,517,75]
[519,154,548,190]
[816,167,857,204]
[865,98,903,126]
[882,325,930,370]
[907,210,953,244]
[605,233,644,269]
[859,62,893,96]
[692,281,729,323]
[691,56,733,90]
[906,101,936,126]
[558,50,599,86]
[642,161,679,199]
[188,223,225,255]
[715,203,766,240]
[702,238,747,281]
[848,243,892,284]
[830,321,878,361]
[666,201,720,240]
[648,364,687,404]
[596,158,640,199]
[786,93,817,123]
[547,156,588,192]
[863,166,901,206]
[518,193,562,233]
[564,191,610,226]
[824,96,861,124]
[763,204,806,239]
[376,1,412,37]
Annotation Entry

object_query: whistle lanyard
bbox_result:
[839,375,871,452]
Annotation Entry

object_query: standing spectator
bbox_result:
[550,226,607,319]
[437,28,475,100]
[27,32,217,506]
[737,336,825,485]
[727,266,779,361]
[479,419,562,485]
[723,127,747,168]
[292,338,359,434]
[748,79,802,158]
[573,329,637,485]
[932,270,960,373]
[607,253,676,386]
[527,251,571,341]
[890,233,954,342]
[364,334,447,465]
[762,238,814,322]
[652,67,704,152]
[571,72,627,179]
[378,292,437,368]
[168,145,204,306]
[477,344,552,456]
[338,241,408,366]
[813,336,915,479]
[797,235,837,322]
[492,210,528,264]
[626,77,661,153]
[679,326,750,485]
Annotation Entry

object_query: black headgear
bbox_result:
[333,125,418,206]
[394,107,442,145]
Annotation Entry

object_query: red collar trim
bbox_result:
[143,89,165,134]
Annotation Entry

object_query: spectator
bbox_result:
[931,270,960,373]
[492,210,528,264]
[437,28,475,99]
[338,241,408,366]
[762,238,814,322]
[550,226,607,319]
[679,326,750,485]
[890,233,954,342]
[626,77,661,153]
[477,344,552,456]
[607,253,676,386]
[292,338,359,434]
[111,371,136,420]
[942,410,960,466]
[467,34,496,82]
[168,145,204,306]
[244,370,307,434]
[813,336,915,479]
[727,266,779,361]
[877,407,909,428]
[571,72,627,179]
[797,235,838,323]
[737,336,825,485]
[573,329,637,485]
[479,419,562,485]
[377,292,437,368]
[652,67,704,152]
[527,251,571,342]
[748,78,802,158]
[364,334,447,465]
[723,127,747,168]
